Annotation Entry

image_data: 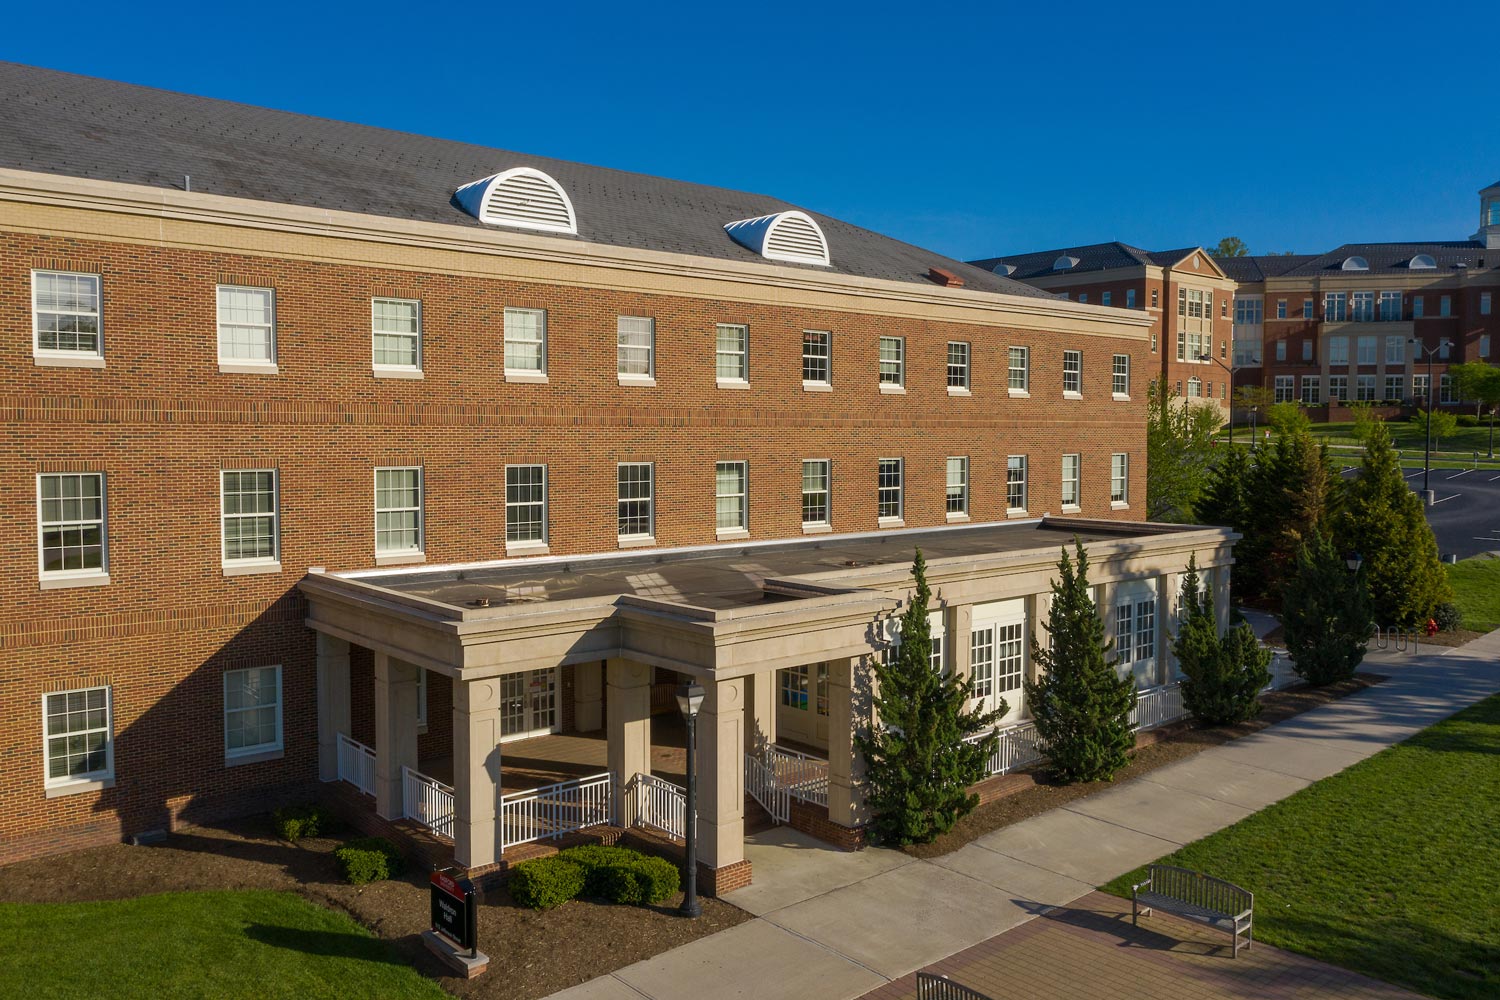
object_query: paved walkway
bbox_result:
[546,630,1500,1000]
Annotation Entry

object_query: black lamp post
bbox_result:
[1409,338,1450,503]
[1346,552,1363,574]
[1200,353,1243,447]
[675,681,705,918]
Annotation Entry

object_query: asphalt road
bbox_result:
[1338,465,1500,561]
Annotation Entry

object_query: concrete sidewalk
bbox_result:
[546,630,1500,1000]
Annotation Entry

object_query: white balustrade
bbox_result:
[401,766,455,840]
[766,744,829,807]
[745,752,790,823]
[499,772,614,850]
[1130,683,1188,733]
[625,772,689,841]
[336,733,376,797]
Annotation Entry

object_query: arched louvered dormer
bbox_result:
[1341,255,1370,271]
[454,167,577,235]
[993,263,1017,276]
[724,211,831,266]
[1053,255,1080,271]
[1409,254,1437,270]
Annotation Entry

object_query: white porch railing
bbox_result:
[964,719,1048,777]
[766,744,830,807]
[402,766,455,840]
[745,752,790,823]
[625,772,689,841]
[499,772,614,850]
[1130,683,1188,732]
[336,733,376,797]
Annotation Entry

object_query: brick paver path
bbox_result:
[860,891,1426,1000]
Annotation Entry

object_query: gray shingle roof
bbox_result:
[1277,242,1488,278]
[0,62,1050,299]
[967,241,1159,280]
[1213,255,1319,283]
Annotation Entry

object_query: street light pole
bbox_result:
[1200,353,1240,448]
[675,682,704,918]
[1410,338,1448,503]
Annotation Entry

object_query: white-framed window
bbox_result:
[879,336,905,386]
[780,665,809,710]
[221,469,278,567]
[1127,289,1137,308]
[1328,336,1349,366]
[32,270,102,359]
[1356,374,1377,401]
[1482,292,1493,316]
[1303,298,1314,320]
[1102,292,1112,307]
[946,457,968,515]
[930,632,947,674]
[1276,299,1287,320]
[1274,375,1295,402]
[1385,336,1406,366]
[1440,295,1452,318]
[37,473,107,582]
[1006,455,1027,512]
[617,463,654,539]
[715,461,747,532]
[716,323,748,382]
[217,285,275,365]
[1150,333,1157,352]
[1133,598,1157,664]
[374,467,423,555]
[1112,354,1130,396]
[802,459,830,526]
[1302,340,1313,362]
[1324,292,1347,322]
[1440,374,1456,404]
[1413,296,1425,319]
[1152,288,1159,308]
[617,316,655,378]
[42,686,112,787]
[1384,375,1405,400]
[803,330,831,385]
[1062,453,1080,509]
[1187,376,1202,398]
[1329,375,1348,401]
[1301,376,1321,405]
[1233,297,1263,325]
[505,465,547,545]
[1063,350,1082,394]
[1110,453,1129,505]
[1275,340,1287,361]
[970,626,994,700]
[1357,336,1377,365]
[1439,339,1451,360]
[947,342,970,390]
[1008,346,1029,391]
[1351,291,1375,322]
[372,297,421,370]
[878,458,903,521]
[1379,291,1403,321]
[995,621,1024,693]
[504,307,547,375]
[1411,374,1429,401]
[224,665,282,758]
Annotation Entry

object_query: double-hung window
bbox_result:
[505,465,547,547]
[1303,299,1314,320]
[945,457,968,516]
[1110,453,1129,505]
[33,270,102,363]
[878,336,904,388]
[1440,295,1452,318]
[1111,354,1130,396]
[1440,374,1456,403]
[1006,455,1027,512]
[372,297,421,371]
[1379,291,1403,321]
[374,467,423,557]
[1061,453,1081,509]
[1062,350,1082,394]
[1127,289,1137,308]
[780,666,809,710]
[1410,374,1429,401]
[43,686,113,789]
[504,307,547,377]
[1328,375,1348,401]
[715,461,747,534]
[617,316,655,380]
[1482,292,1493,316]
[1301,376,1321,405]
[217,285,276,367]
[1276,299,1287,320]
[877,458,903,522]
[802,331,831,386]
[1384,375,1405,401]
[802,460,830,527]
[618,463,654,540]
[224,665,282,760]
[1274,375,1295,402]
[221,469,279,570]
[1357,374,1377,401]
[1007,346,1029,392]
[1413,296,1425,318]
[38,473,107,585]
[715,324,748,383]
[947,342,970,391]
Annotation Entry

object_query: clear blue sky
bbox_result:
[6,1,1498,261]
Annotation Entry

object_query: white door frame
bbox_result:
[499,667,559,742]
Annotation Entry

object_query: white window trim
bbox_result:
[715,323,750,387]
[36,472,110,589]
[802,330,832,390]
[945,456,969,521]
[946,341,971,394]
[42,685,114,794]
[1007,346,1030,397]
[1110,453,1130,508]
[220,468,281,575]
[504,464,549,555]
[802,459,832,533]
[504,307,549,383]
[32,270,105,367]
[617,316,657,386]
[877,458,904,526]
[216,284,278,373]
[1111,353,1131,400]
[617,462,656,545]
[1062,350,1082,398]
[1061,453,1081,513]
[371,297,423,376]
[715,460,749,539]
[223,665,284,763]
[878,336,905,392]
[1006,455,1028,515]
[374,466,425,564]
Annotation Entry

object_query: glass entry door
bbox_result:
[500,668,558,740]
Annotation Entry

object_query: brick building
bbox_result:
[0,63,1234,887]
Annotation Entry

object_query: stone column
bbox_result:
[373,652,421,820]
[827,656,868,828]
[452,676,502,868]
[606,658,652,823]
[1027,592,1051,684]
[315,633,352,783]
[696,676,744,871]
[573,661,604,733]
[1211,564,1232,638]
[1160,572,1183,683]
[745,671,777,753]
[948,603,972,683]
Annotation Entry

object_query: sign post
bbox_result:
[423,868,488,978]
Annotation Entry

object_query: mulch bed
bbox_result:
[1260,623,1481,649]
[904,673,1385,860]
[0,818,749,1000]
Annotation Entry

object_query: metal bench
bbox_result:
[917,972,994,1000]
[1132,863,1254,957]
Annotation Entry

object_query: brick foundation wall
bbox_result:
[788,798,865,850]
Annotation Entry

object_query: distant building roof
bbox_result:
[967,241,1160,280]
[1277,242,1488,277]
[1213,255,1319,283]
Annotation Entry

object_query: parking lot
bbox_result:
[1338,465,1500,561]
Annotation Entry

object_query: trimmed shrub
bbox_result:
[556,845,680,906]
[509,857,586,911]
[1433,602,1463,633]
[271,803,327,843]
[334,836,405,885]
[1456,413,1480,427]
[626,855,679,905]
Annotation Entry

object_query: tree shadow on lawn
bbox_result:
[243,922,421,967]
[157,823,348,887]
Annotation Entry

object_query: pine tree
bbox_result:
[1196,446,1251,533]
[1023,542,1136,784]
[1335,421,1451,626]
[1171,556,1271,725]
[1282,532,1373,685]
[855,549,1003,846]
[1236,428,1338,602]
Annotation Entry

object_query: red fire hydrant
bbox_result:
[1426,618,1439,638]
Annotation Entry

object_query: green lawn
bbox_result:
[0,890,445,1000]
[1103,694,1500,999]
[1223,421,1500,470]
[1447,557,1500,632]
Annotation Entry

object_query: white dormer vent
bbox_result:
[1409,254,1437,270]
[1341,255,1370,271]
[993,263,1017,276]
[1053,255,1080,271]
[454,167,577,235]
[724,211,830,266]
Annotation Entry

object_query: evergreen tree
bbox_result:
[855,549,1003,846]
[1196,446,1251,534]
[1334,421,1451,626]
[1236,427,1338,602]
[1171,556,1271,725]
[1023,542,1136,783]
[1282,532,1373,685]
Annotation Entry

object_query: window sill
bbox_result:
[1063,390,1083,400]
[879,383,906,395]
[1111,501,1130,510]
[45,777,114,799]
[802,522,833,534]
[219,362,279,375]
[1007,508,1030,519]
[617,374,657,388]
[802,382,833,393]
[618,535,657,549]
[945,512,971,523]
[715,527,750,541]
[716,379,751,390]
[947,386,971,396]
[40,572,110,591]
[1112,393,1131,402]
[225,747,284,768]
[506,542,550,557]
[1007,388,1030,399]
[373,366,424,380]
[34,354,105,369]
[223,561,282,577]
[1061,504,1082,514]
[375,551,426,567]
[505,371,549,384]
[877,517,905,529]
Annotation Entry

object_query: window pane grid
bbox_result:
[43,687,111,782]
[372,298,420,367]
[715,461,747,530]
[1063,351,1082,393]
[38,473,105,574]
[1007,455,1027,511]
[1136,600,1156,663]
[947,342,969,388]
[504,308,546,373]
[946,457,968,514]
[878,336,904,385]
[374,468,422,553]
[802,331,830,383]
[802,460,829,524]
[222,470,277,562]
[970,627,994,699]
[1008,347,1029,390]
[1062,454,1080,507]
[1112,354,1129,395]
[217,286,274,362]
[34,271,101,354]
[715,324,748,380]
[878,459,903,519]
[997,622,1024,692]
[224,666,282,755]
[617,316,655,375]
[505,465,546,543]
[1111,454,1129,503]
[618,463,653,537]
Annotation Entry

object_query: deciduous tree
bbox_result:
[1147,379,1224,522]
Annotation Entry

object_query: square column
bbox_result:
[1211,563,1232,637]
[948,604,973,683]
[453,676,503,868]
[374,652,421,821]
[745,671,776,753]
[827,656,869,828]
[696,676,744,871]
[1160,572,1183,683]
[315,633,351,782]
[607,658,652,822]
[574,661,604,733]
[1027,591,1052,684]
